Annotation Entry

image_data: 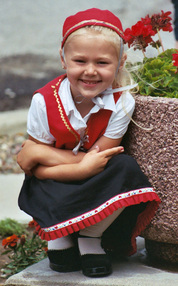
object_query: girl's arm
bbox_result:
[17,134,122,175]
[32,135,124,181]
[88,135,123,152]
[33,146,124,181]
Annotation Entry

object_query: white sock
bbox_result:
[78,237,105,255]
[48,235,74,251]
[78,207,125,255]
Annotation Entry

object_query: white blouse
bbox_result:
[27,78,135,153]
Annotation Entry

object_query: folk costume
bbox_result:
[18,8,161,276]
[19,74,160,255]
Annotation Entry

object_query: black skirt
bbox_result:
[18,154,160,256]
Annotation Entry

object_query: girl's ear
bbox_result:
[59,48,67,69]
[119,53,127,70]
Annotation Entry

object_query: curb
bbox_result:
[0,109,28,135]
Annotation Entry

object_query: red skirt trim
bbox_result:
[34,187,161,255]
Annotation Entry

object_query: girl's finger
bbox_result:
[103,146,124,157]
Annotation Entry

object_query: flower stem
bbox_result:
[156,43,161,54]
[142,48,146,57]
[157,29,164,52]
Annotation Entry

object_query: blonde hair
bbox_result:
[63,25,134,87]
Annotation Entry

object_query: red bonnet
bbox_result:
[61,8,124,47]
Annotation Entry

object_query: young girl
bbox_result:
[17,8,161,278]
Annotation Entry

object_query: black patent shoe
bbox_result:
[47,247,81,272]
[81,254,112,277]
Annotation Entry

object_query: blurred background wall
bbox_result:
[0,0,175,58]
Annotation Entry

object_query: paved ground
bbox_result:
[4,243,178,286]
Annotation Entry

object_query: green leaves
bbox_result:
[1,221,47,279]
[0,218,26,237]
[129,48,178,98]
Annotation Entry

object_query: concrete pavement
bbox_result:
[0,109,28,135]
[4,237,178,286]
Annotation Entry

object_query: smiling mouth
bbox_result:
[80,79,101,85]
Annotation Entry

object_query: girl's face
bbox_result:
[60,31,119,101]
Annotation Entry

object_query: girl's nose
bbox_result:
[84,63,97,75]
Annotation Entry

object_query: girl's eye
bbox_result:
[98,61,108,65]
[74,59,85,63]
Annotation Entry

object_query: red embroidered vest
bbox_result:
[34,74,121,151]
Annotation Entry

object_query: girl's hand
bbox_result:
[79,146,124,178]
[17,140,39,175]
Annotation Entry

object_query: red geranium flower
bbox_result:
[2,234,19,248]
[124,21,155,51]
[172,52,178,67]
[143,10,173,33]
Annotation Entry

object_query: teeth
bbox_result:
[83,80,98,84]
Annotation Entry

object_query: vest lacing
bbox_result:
[73,134,89,155]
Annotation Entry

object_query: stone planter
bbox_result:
[124,95,178,263]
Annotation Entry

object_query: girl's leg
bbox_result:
[78,207,125,255]
[78,207,125,277]
[47,235,81,272]
[48,235,74,250]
